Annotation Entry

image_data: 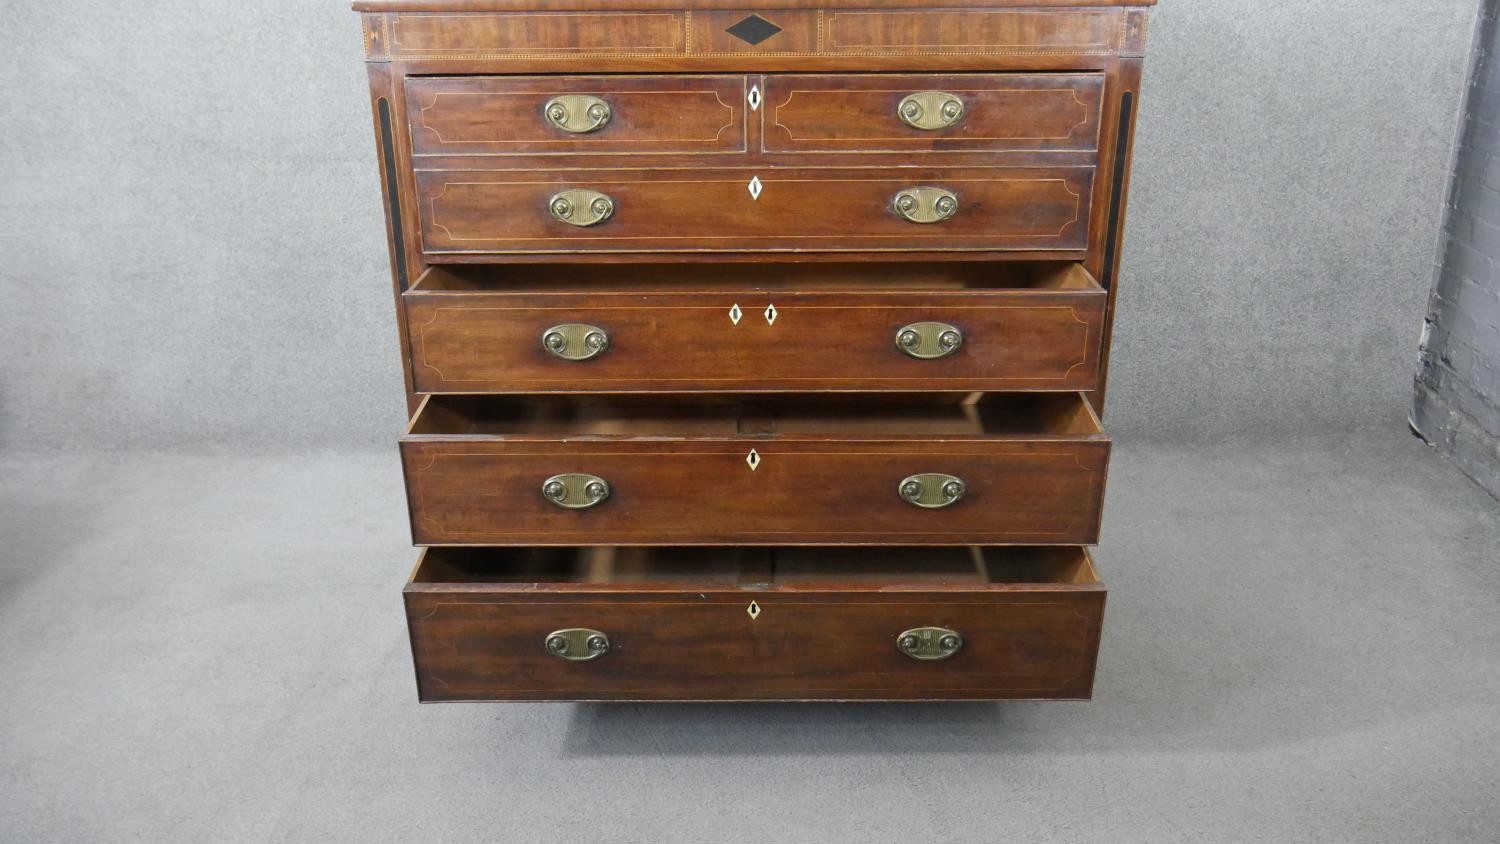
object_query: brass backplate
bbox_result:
[897,91,965,130]
[545,628,610,661]
[896,321,964,359]
[542,323,610,361]
[542,473,611,509]
[892,187,958,224]
[899,473,966,508]
[897,627,964,661]
[549,189,615,227]
[543,94,612,133]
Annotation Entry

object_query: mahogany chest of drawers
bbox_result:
[355,0,1151,701]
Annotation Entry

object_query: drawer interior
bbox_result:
[410,261,1100,294]
[411,545,1099,589]
[407,393,1105,439]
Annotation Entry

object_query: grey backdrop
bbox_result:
[0,1,1484,452]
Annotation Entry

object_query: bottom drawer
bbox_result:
[404,546,1105,702]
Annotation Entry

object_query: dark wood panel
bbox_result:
[382,10,687,58]
[401,394,1108,545]
[1093,58,1145,412]
[406,75,747,157]
[404,264,1106,393]
[366,65,421,416]
[360,7,1140,65]
[416,167,1094,254]
[359,1,1151,10]
[404,545,1106,701]
[823,8,1121,54]
[762,73,1104,154]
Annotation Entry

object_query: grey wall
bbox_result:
[0,1,1484,452]
[1413,0,1500,498]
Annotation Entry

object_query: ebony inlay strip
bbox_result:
[1100,91,1134,290]
[725,14,783,45]
[378,98,410,291]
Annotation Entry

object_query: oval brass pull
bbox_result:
[893,187,958,224]
[542,473,611,509]
[543,95,612,134]
[549,189,615,227]
[899,473,966,509]
[897,92,965,130]
[896,322,963,359]
[897,627,964,661]
[545,628,610,661]
[542,324,610,361]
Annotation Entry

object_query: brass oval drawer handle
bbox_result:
[897,627,964,661]
[542,324,610,361]
[546,628,610,661]
[549,189,615,227]
[896,322,963,359]
[897,91,965,130]
[543,95,612,134]
[542,473,611,509]
[899,473,965,509]
[893,187,958,224]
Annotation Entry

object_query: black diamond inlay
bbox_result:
[725,14,782,46]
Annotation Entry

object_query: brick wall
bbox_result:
[1414,0,1500,499]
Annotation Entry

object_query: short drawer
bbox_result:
[416,167,1092,255]
[761,73,1104,155]
[405,545,1106,702]
[401,393,1108,546]
[405,262,1106,393]
[406,75,747,158]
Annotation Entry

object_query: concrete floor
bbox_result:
[1,430,1497,842]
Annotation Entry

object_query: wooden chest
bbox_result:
[356,0,1151,701]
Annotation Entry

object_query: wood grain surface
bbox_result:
[404,263,1106,393]
[401,394,1109,545]
[404,546,1106,701]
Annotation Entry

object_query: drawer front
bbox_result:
[416,167,1092,254]
[762,73,1105,154]
[402,439,1107,545]
[403,548,1106,702]
[406,288,1106,393]
[406,75,748,157]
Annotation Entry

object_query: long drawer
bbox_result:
[415,166,1093,255]
[401,393,1109,546]
[404,545,1106,702]
[404,262,1106,393]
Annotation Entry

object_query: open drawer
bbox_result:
[404,262,1106,393]
[401,393,1109,546]
[404,545,1106,702]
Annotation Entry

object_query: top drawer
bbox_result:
[406,75,748,158]
[761,73,1104,155]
